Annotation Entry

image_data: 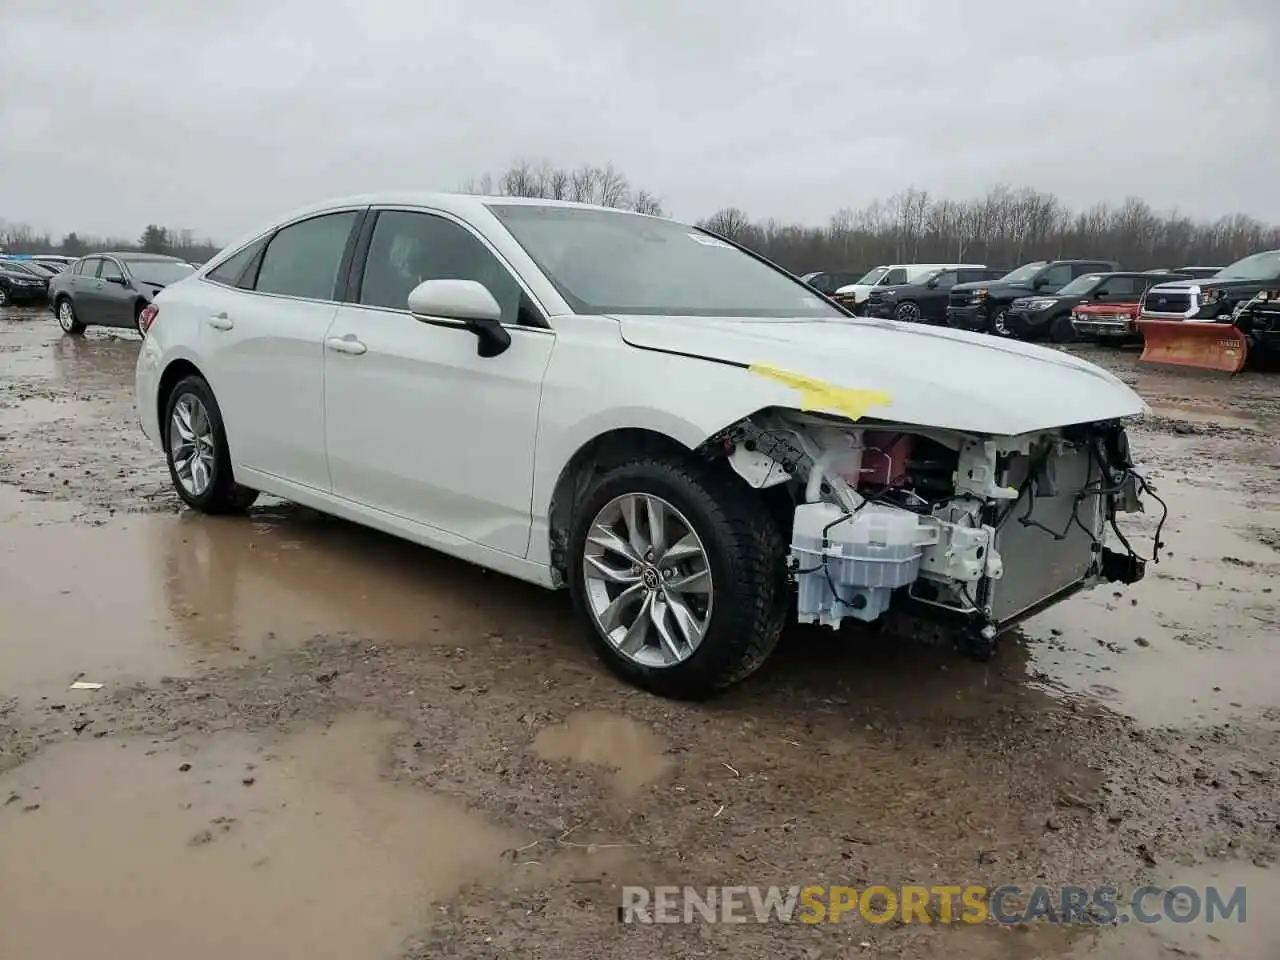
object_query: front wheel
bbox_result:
[56,298,85,335]
[163,375,259,514]
[894,301,922,323]
[991,309,1011,337]
[567,457,788,700]
[0,287,9,308]
[1048,314,1078,344]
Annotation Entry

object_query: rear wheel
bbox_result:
[133,301,148,334]
[0,287,9,308]
[163,375,259,513]
[567,457,788,700]
[56,298,85,334]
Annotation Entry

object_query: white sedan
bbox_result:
[135,194,1160,699]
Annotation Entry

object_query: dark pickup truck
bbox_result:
[946,259,1120,337]
[1139,249,1280,323]
[864,266,1005,324]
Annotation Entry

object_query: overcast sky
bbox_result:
[2,0,1277,243]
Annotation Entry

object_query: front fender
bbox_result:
[527,317,808,563]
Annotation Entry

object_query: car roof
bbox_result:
[89,252,189,261]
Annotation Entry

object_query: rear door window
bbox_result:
[253,212,359,301]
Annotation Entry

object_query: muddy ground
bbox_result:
[0,305,1277,960]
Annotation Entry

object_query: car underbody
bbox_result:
[708,409,1162,658]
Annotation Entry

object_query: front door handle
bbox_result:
[207,313,234,331]
[325,335,367,355]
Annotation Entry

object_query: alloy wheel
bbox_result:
[58,301,75,331]
[582,493,713,668]
[895,302,921,323]
[993,310,1010,336]
[169,394,216,497]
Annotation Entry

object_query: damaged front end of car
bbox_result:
[706,409,1164,659]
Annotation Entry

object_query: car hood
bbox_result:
[832,283,874,298]
[614,315,1147,436]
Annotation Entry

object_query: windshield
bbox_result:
[999,262,1048,284]
[124,260,196,286]
[854,267,888,285]
[0,261,41,277]
[1216,250,1280,281]
[487,205,844,318]
[1055,274,1104,296]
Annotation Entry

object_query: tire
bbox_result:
[566,457,788,700]
[894,301,922,324]
[134,301,148,334]
[0,287,8,308]
[163,375,259,514]
[991,309,1011,337]
[1048,313,1078,344]
[56,297,85,335]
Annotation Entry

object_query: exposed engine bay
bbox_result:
[710,410,1166,657]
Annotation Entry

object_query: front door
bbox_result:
[323,208,554,558]
[96,258,134,327]
[72,257,107,323]
[199,209,361,491]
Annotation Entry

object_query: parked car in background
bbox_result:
[833,263,988,314]
[0,259,51,306]
[1002,271,1177,343]
[133,194,1156,697]
[9,259,62,281]
[946,259,1120,336]
[1172,266,1223,279]
[798,271,865,296]
[1070,272,1193,344]
[864,267,1004,324]
[49,253,196,335]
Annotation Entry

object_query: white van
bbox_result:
[834,263,988,313]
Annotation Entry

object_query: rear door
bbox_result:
[199,209,363,491]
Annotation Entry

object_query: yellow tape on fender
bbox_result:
[747,363,893,422]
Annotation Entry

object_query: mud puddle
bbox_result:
[0,714,516,960]
[532,710,673,796]
[1022,470,1280,727]
[1145,401,1262,431]
[0,483,572,700]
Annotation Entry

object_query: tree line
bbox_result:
[6,162,1278,273]
[698,187,1280,274]
[0,222,222,263]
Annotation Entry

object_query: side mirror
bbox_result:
[1032,277,1049,289]
[926,279,938,289]
[1094,290,1107,299]
[407,279,511,358]
[105,274,128,286]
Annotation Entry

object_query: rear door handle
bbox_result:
[207,313,234,331]
[325,335,367,355]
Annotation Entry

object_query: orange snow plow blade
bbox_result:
[1137,319,1249,373]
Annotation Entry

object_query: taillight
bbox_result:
[138,304,159,334]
